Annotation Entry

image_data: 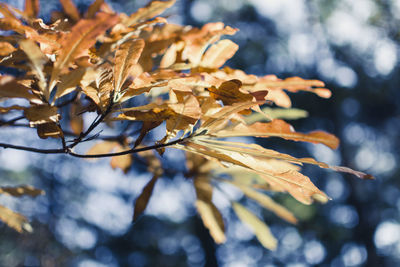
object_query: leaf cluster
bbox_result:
[0,0,372,249]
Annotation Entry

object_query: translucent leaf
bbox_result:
[232,202,277,250]
[231,182,297,224]
[49,12,119,96]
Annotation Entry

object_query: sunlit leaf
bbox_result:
[201,39,238,69]
[230,181,297,224]
[232,202,277,250]
[213,119,340,149]
[24,105,60,126]
[0,41,16,56]
[124,0,176,27]
[0,205,32,233]
[48,12,119,97]
[113,38,145,99]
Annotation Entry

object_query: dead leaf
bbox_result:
[48,12,119,96]
[113,39,145,98]
[24,105,60,126]
[0,205,32,233]
[0,42,16,56]
[0,185,44,197]
[232,202,277,250]
[60,0,80,22]
[201,39,238,68]
[24,0,40,18]
[124,0,176,27]
[133,175,159,221]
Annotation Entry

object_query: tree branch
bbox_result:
[0,137,187,158]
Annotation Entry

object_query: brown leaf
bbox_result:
[85,0,105,19]
[60,0,80,22]
[207,79,253,106]
[200,101,264,134]
[201,39,238,68]
[181,22,238,66]
[124,0,176,27]
[24,0,40,18]
[113,39,145,97]
[37,122,63,139]
[0,41,16,56]
[0,105,25,114]
[0,205,32,233]
[214,119,340,149]
[110,146,132,173]
[183,140,329,204]
[19,39,47,93]
[0,76,40,102]
[69,101,84,135]
[133,175,159,221]
[24,105,60,126]
[329,166,374,180]
[55,67,86,100]
[49,12,119,96]
[0,17,26,34]
[0,3,18,20]
[0,185,44,197]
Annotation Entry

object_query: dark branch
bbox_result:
[0,137,187,158]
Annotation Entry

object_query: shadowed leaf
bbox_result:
[133,175,159,221]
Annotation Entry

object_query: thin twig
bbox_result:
[0,137,187,158]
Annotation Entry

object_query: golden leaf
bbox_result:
[24,105,60,126]
[55,67,86,100]
[0,76,40,101]
[48,12,119,96]
[232,202,277,250]
[0,205,32,233]
[19,39,47,93]
[113,39,145,97]
[201,39,238,69]
[231,182,297,224]
[124,0,176,27]
[214,119,340,149]
[194,177,226,243]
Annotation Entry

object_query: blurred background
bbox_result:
[0,0,399,266]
